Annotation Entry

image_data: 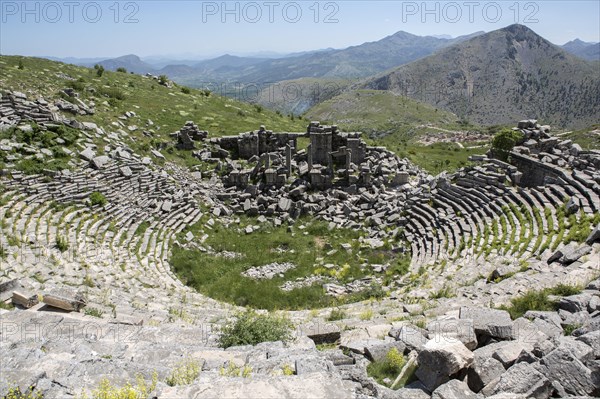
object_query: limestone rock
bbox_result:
[467,357,505,393]
[459,307,513,340]
[561,245,592,265]
[431,379,479,399]
[538,347,598,396]
[364,341,406,363]
[558,293,593,313]
[416,338,474,392]
[427,318,478,350]
[390,325,428,353]
[483,362,552,399]
[586,224,600,245]
[576,330,600,358]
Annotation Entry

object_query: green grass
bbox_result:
[88,372,158,399]
[359,309,374,321]
[563,324,582,336]
[316,342,339,351]
[0,123,83,174]
[84,307,103,318]
[391,142,486,175]
[171,217,408,310]
[561,123,600,150]
[548,283,583,297]
[430,284,456,299]
[500,284,583,319]
[3,386,43,399]
[327,308,348,321]
[55,235,69,252]
[307,89,456,136]
[134,221,151,237]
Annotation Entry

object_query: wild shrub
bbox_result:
[218,311,293,348]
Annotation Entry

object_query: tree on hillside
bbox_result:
[491,129,525,161]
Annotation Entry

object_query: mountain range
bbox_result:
[52,31,598,82]
[47,26,599,129]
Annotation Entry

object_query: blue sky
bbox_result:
[1,1,599,59]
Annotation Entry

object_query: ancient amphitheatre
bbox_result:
[1,59,600,398]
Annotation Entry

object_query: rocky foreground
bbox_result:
[1,274,600,398]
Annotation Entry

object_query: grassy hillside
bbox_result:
[306,89,457,136]
[559,124,600,150]
[0,56,306,165]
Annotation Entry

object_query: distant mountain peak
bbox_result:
[565,38,597,46]
[114,54,142,61]
[499,24,539,38]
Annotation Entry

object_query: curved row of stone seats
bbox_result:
[1,196,228,325]
[399,157,595,274]
[0,160,234,326]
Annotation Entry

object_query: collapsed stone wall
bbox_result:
[215,127,303,159]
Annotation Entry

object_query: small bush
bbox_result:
[69,80,85,91]
[359,309,373,321]
[158,75,169,85]
[89,191,107,207]
[4,386,42,399]
[219,362,252,378]
[281,364,295,376]
[18,60,24,70]
[95,64,105,77]
[90,372,157,399]
[15,158,44,175]
[99,87,126,100]
[548,284,582,297]
[430,285,455,299]
[181,86,191,94]
[84,307,103,318]
[499,283,581,320]
[116,67,127,73]
[83,275,95,288]
[166,358,201,386]
[563,323,582,336]
[327,308,347,321]
[218,311,293,348]
[367,347,406,387]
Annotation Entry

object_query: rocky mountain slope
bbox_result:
[361,25,600,129]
